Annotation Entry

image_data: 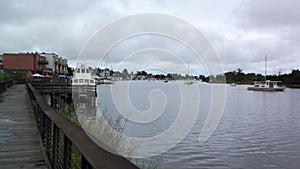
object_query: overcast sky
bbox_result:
[0,0,299,75]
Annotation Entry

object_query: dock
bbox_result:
[0,84,46,168]
[0,82,138,169]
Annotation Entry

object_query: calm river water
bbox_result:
[95,81,300,169]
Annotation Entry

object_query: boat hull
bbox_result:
[247,87,285,91]
[96,79,115,85]
[184,81,194,85]
[72,85,96,91]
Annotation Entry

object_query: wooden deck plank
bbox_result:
[0,84,46,168]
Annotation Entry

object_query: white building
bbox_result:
[39,52,68,75]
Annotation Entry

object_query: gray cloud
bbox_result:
[202,0,300,74]
[0,0,299,75]
[234,0,300,29]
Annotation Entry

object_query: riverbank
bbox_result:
[286,84,300,88]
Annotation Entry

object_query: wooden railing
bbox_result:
[27,77,71,85]
[0,79,13,93]
[27,82,139,169]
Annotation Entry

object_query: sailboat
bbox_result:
[184,63,195,85]
[247,55,285,91]
[97,54,115,84]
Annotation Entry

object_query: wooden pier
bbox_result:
[0,84,46,168]
[0,81,138,169]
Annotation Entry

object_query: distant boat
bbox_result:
[184,63,195,85]
[71,65,96,87]
[230,83,236,86]
[247,55,285,91]
[184,81,194,85]
[97,53,116,85]
[98,78,115,84]
[248,80,285,91]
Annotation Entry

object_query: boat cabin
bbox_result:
[248,80,285,91]
[71,66,95,86]
[253,80,283,88]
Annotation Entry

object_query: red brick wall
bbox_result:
[3,53,35,71]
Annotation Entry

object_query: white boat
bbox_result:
[184,81,194,85]
[91,75,114,85]
[230,83,236,86]
[248,55,285,92]
[247,80,285,91]
[71,65,96,87]
[97,78,115,84]
[184,63,195,85]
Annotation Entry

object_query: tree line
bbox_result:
[212,69,300,85]
[95,67,300,85]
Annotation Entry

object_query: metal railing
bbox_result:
[27,82,139,169]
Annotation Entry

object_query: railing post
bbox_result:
[63,135,72,169]
[81,155,93,169]
[50,93,54,107]
[40,111,45,144]
[52,124,59,169]
[45,115,52,157]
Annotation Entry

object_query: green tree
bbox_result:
[122,69,130,79]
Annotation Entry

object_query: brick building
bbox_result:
[3,52,49,75]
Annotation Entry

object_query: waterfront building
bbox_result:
[3,52,49,76]
[39,52,68,75]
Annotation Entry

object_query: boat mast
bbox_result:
[265,55,267,81]
[188,63,190,76]
[187,63,190,81]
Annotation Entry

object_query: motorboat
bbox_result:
[247,80,285,91]
[248,55,285,91]
[184,80,195,85]
[71,65,96,87]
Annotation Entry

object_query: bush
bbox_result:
[0,70,27,82]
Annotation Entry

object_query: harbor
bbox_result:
[1,1,300,168]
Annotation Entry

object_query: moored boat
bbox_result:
[97,78,115,84]
[71,65,96,87]
[247,80,285,91]
[184,80,195,85]
[184,63,195,85]
[248,55,285,91]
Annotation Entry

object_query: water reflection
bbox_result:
[72,86,97,122]
[66,83,300,169]
[96,83,300,169]
[72,86,135,157]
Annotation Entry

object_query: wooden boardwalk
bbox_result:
[0,84,46,168]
